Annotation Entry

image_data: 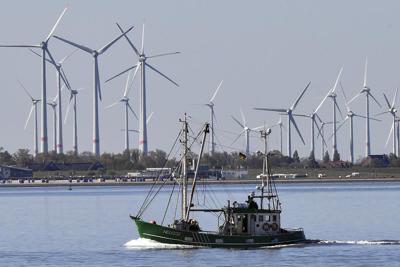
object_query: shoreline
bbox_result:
[1,177,400,188]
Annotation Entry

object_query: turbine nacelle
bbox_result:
[139,54,146,62]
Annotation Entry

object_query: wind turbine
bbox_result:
[270,117,285,155]
[0,7,68,154]
[337,82,378,163]
[254,82,311,157]
[30,49,76,154]
[65,88,84,156]
[106,69,138,154]
[380,89,398,156]
[18,80,40,157]
[205,81,224,154]
[349,57,382,157]
[230,108,261,156]
[325,68,344,159]
[47,94,58,152]
[106,23,180,156]
[53,26,134,157]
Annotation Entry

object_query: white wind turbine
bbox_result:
[320,68,343,159]
[336,82,379,163]
[106,23,180,156]
[64,87,85,156]
[54,26,134,157]
[106,69,138,154]
[231,109,262,156]
[47,94,59,152]
[254,82,311,157]
[18,80,40,157]
[380,89,398,156]
[0,7,68,154]
[206,81,224,154]
[30,48,77,154]
[349,57,382,157]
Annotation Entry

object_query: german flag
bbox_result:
[239,152,247,160]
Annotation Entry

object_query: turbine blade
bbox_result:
[369,92,382,108]
[146,111,154,125]
[290,116,305,145]
[24,106,35,130]
[64,100,72,124]
[363,56,368,87]
[105,63,139,83]
[17,79,34,101]
[392,88,398,109]
[95,60,102,101]
[292,113,309,118]
[59,48,79,64]
[127,102,139,120]
[231,115,244,129]
[314,87,332,114]
[339,81,350,112]
[46,7,68,42]
[314,120,327,148]
[141,23,145,54]
[209,80,223,103]
[105,101,120,109]
[315,113,323,123]
[348,90,363,104]
[253,107,286,113]
[147,52,181,59]
[335,101,344,120]
[45,48,71,91]
[239,107,246,126]
[0,44,40,48]
[332,67,343,93]
[126,64,140,97]
[98,26,134,55]
[123,69,133,97]
[374,111,389,117]
[291,81,311,110]
[116,23,140,56]
[53,35,93,54]
[146,62,179,87]
[60,68,72,91]
[29,49,53,65]
[231,130,245,146]
[385,124,394,148]
[383,93,391,109]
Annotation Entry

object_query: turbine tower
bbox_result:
[349,57,382,157]
[65,88,84,156]
[106,23,180,156]
[254,82,311,157]
[106,69,138,154]
[18,80,40,157]
[271,117,285,155]
[381,89,398,156]
[230,108,262,156]
[0,7,68,154]
[54,26,134,156]
[48,95,58,152]
[30,49,76,154]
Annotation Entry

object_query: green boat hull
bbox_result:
[131,216,306,248]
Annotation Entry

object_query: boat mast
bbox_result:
[186,123,209,221]
[260,128,271,209]
[180,114,189,220]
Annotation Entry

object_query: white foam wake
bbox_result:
[319,240,400,246]
[123,238,200,250]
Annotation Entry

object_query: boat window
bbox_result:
[259,215,264,222]
[265,215,270,222]
[251,214,256,221]
[273,215,277,222]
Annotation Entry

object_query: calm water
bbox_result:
[1,182,400,267]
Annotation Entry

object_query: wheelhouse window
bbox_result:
[259,215,264,222]
[273,215,277,222]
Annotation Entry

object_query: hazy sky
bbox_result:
[1,0,400,161]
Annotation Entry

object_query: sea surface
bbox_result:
[1,182,400,267]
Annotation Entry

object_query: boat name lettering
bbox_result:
[163,230,181,236]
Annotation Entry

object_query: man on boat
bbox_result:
[246,192,258,209]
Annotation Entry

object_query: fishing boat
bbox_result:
[130,114,306,248]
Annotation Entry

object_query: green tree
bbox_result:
[13,149,33,167]
[323,151,330,163]
[292,150,300,163]
[333,150,340,161]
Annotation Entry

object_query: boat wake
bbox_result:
[123,238,200,250]
[317,240,400,246]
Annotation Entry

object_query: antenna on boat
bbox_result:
[179,113,189,220]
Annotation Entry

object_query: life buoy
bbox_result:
[262,223,270,231]
[270,223,279,231]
